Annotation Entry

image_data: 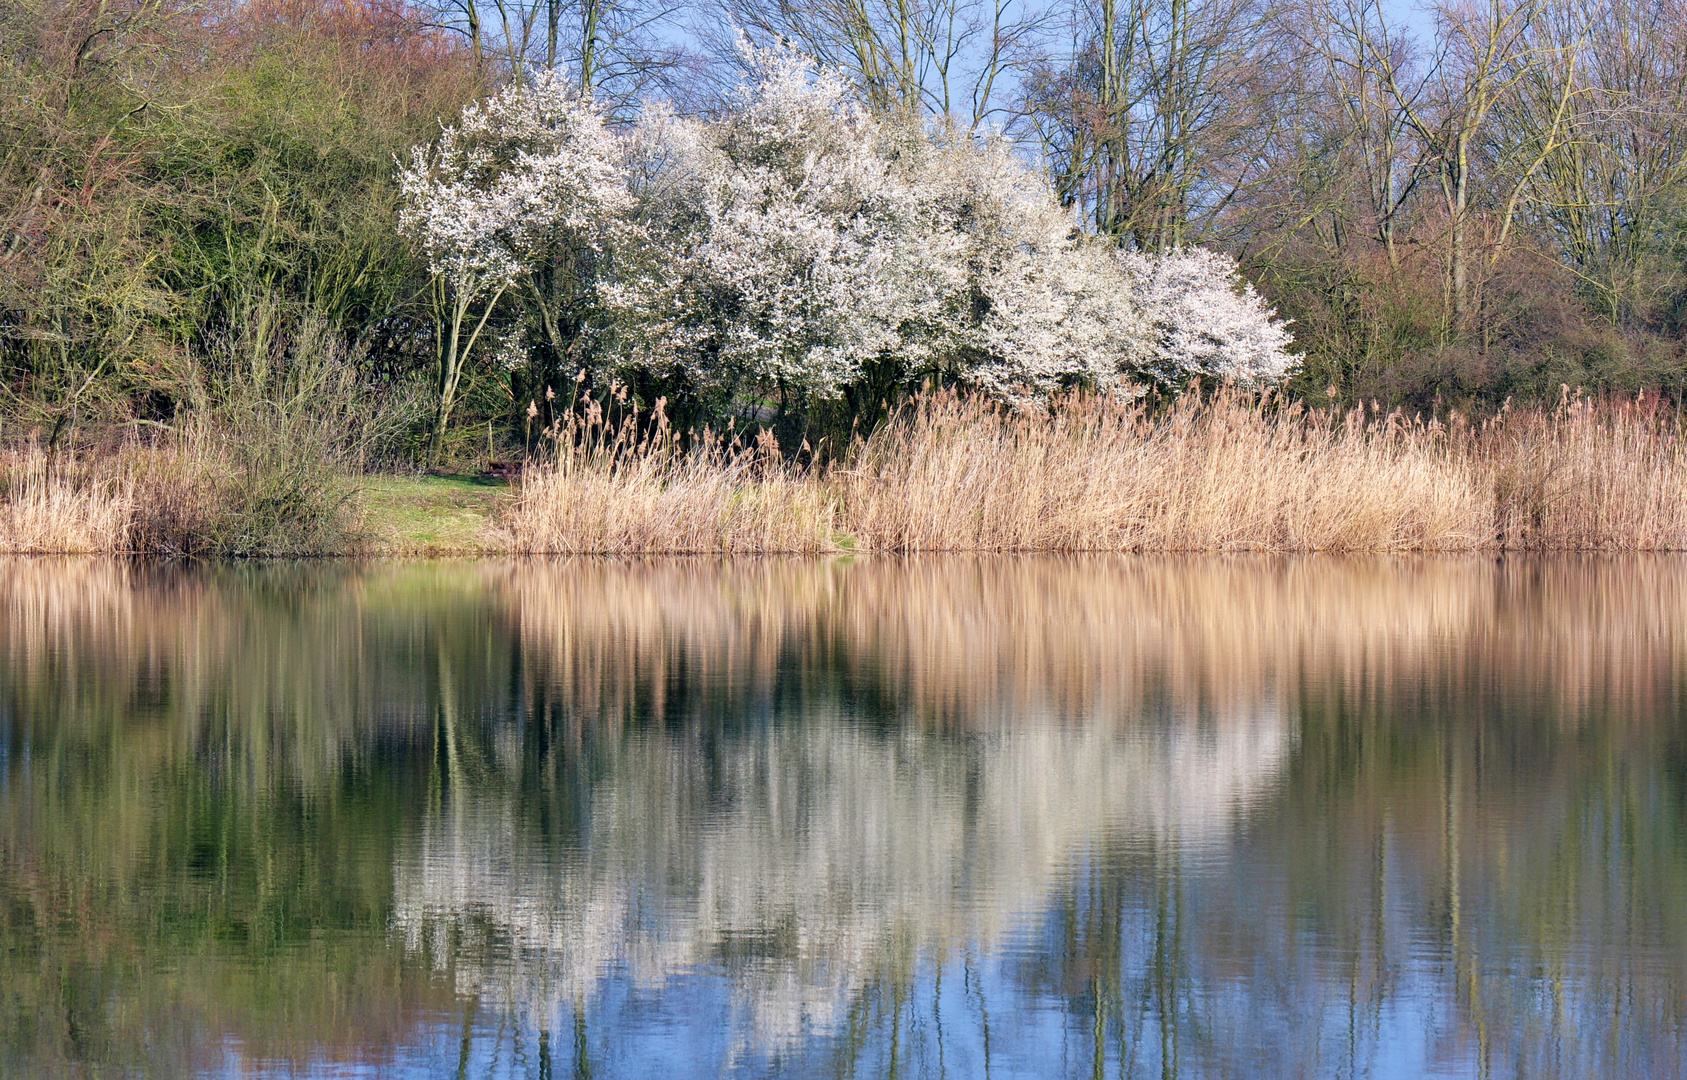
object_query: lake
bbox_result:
[2,556,1685,1078]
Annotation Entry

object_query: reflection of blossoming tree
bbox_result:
[399,46,1298,425]
[392,703,1292,1051]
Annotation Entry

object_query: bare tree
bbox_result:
[1367,0,1568,326]
[1023,0,1294,249]
[1292,0,1421,264]
[1502,0,1687,325]
[701,0,1045,125]
[422,0,689,110]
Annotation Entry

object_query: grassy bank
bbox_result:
[8,390,1687,555]
[0,453,509,556]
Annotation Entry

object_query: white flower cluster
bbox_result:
[603,51,905,399]
[400,49,1298,402]
[397,69,630,298]
[1119,247,1298,387]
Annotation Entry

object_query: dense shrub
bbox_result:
[0,0,482,442]
[399,45,1299,437]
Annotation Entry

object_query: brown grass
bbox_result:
[8,388,1687,554]
[839,390,1485,551]
[504,388,1687,554]
[0,427,360,557]
[0,447,134,554]
[502,398,838,554]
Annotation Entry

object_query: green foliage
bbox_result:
[0,0,483,436]
[148,13,480,359]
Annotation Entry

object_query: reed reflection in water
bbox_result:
[1,556,1686,1078]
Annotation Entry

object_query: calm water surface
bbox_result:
[3,556,1687,1078]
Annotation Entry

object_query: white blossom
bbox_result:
[603,42,907,400]
[1118,247,1300,387]
[397,70,630,299]
[399,52,1300,405]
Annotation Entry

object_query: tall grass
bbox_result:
[1484,394,1687,548]
[0,448,133,554]
[507,387,1687,553]
[503,395,838,554]
[0,319,428,556]
[0,438,325,557]
[839,390,1485,551]
[9,385,1687,555]
[0,430,366,558]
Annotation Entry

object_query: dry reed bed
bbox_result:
[0,448,134,554]
[0,445,216,557]
[839,391,1485,551]
[504,413,837,555]
[6,391,1687,554]
[0,433,351,556]
[505,390,1687,554]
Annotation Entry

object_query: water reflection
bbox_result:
[2,557,1686,1077]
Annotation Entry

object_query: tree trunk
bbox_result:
[431,285,505,465]
[1451,136,1469,325]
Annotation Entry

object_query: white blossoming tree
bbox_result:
[901,134,1151,397]
[605,46,1162,405]
[398,70,628,456]
[602,45,909,407]
[399,49,1299,442]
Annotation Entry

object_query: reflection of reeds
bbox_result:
[507,390,1687,553]
[500,554,1687,730]
[10,555,1687,767]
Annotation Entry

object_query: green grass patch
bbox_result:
[358,474,510,554]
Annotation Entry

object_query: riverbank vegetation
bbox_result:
[478,386,1687,553]
[10,0,1687,553]
[9,386,1687,553]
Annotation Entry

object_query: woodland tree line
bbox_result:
[5,0,1687,461]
